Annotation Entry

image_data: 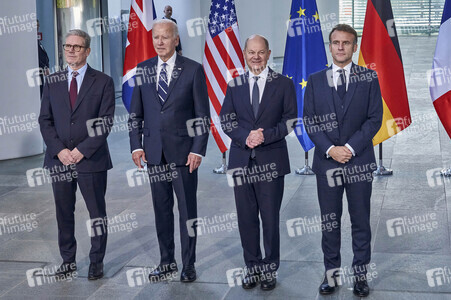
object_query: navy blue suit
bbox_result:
[128,54,209,267]
[220,68,297,272]
[303,63,382,274]
[39,65,115,264]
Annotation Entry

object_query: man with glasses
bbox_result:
[39,29,115,281]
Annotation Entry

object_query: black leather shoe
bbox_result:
[241,271,260,289]
[180,265,196,282]
[260,273,277,291]
[88,262,104,280]
[319,274,337,295]
[54,262,77,277]
[353,279,370,297]
[148,263,178,282]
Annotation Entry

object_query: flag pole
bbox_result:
[296,151,315,175]
[213,151,228,174]
[373,142,393,176]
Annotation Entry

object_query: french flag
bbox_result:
[430,0,451,139]
[122,0,157,111]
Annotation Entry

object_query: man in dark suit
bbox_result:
[39,29,115,280]
[220,35,297,291]
[37,19,49,98]
[128,19,209,283]
[163,5,182,55]
[303,24,382,297]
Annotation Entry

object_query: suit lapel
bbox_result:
[324,66,337,115]
[342,63,358,116]
[72,65,96,113]
[162,55,184,107]
[255,68,277,121]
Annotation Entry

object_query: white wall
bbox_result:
[0,0,43,160]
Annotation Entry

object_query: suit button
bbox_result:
[71,122,75,125]
[70,139,73,143]
[161,111,164,114]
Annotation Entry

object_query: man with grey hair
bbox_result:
[39,29,115,281]
[128,19,209,283]
[220,34,297,291]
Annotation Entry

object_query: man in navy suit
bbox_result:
[220,35,297,291]
[162,5,182,55]
[128,19,209,283]
[303,24,382,297]
[39,29,115,280]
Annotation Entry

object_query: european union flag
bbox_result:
[282,0,327,151]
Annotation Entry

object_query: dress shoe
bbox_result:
[319,274,337,295]
[148,263,178,282]
[353,279,370,297]
[54,262,77,277]
[241,271,260,289]
[88,262,104,280]
[180,265,196,282]
[260,273,277,291]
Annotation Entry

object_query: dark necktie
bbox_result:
[337,69,347,99]
[69,71,78,110]
[158,63,169,105]
[252,76,260,117]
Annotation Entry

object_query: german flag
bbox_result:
[358,0,411,145]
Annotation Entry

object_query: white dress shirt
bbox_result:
[67,63,87,93]
[326,62,355,158]
[248,66,269,104]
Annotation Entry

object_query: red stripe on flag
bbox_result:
[210,123,228,153]
[204,74,223,116]
[433,90,451,139]
[225,28,245,68]
[204,44,228,95]
[212,35,238,74]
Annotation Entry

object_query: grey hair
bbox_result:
[65,29,91,48]
[244,34,269,50]
[152,19,179,38]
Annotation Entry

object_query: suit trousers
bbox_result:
[316,173,372,275]
[51,170,108,264]
[148,154,198,267]
[233,159,284,273]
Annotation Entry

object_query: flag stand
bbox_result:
[442,168,451,177]
[373,143,393,176]
[295,151,315,175]
[213,152,227,174]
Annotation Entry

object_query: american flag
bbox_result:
[122,0,157,112]
[202,0,245,153]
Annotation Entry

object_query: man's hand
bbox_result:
[186,153,202,173]
[329,146,352,164]
[246,128,264,149]
[132,150,147,169]
[57,149,76,165]
[70,147,84,164]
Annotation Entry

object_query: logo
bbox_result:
[86,117,109,137]
[426,168,444,187]
[386,218,404,237]
[326,168,344,187]
[86,18,105,37]
[426,267,450,287]
[26,68,44,87]
[26,268,45,287]
[186,117,209,137]
[226,268,244,287]
[226,168,245,187]
[126,268,146,287]
[186,17,206,37]
[26,168,49,187]
[326,268,343,287]
[186,218,203,237]
[86,218,107,237]
[126,169,148,187]
[286,118,303,136]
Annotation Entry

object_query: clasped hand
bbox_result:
[246,128,264,149]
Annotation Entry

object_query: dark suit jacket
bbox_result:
[220,68,297,176]
[38,40,49,70]
[39,65,115,172]
[303,63,383,175]
[128,54,209,166]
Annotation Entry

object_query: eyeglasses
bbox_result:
[63,44,86,52]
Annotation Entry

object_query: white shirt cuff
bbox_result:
[345,143,355,156]
[132,149,143,154]
[190,152,204,158]
[326,145,334,158]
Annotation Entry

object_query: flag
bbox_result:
[358,0,411,145]
[202,0,245,153]
[429,0,451,139]
[282,0,327,151]
[122,0,158,112]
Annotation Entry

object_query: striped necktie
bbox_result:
[158,63,169,104]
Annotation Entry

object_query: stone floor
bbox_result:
[0,36,450,299]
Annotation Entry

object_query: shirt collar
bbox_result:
[332,62,352,74]
[249,66,269,80]
[158,52,177,69]
[68,63,88,76]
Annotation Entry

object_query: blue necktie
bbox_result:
[252,76,260,117]
[337,69,347,100]
[158,63,169,105]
